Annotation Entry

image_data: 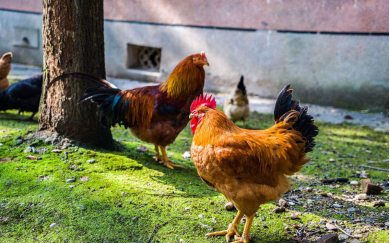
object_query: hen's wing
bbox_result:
[213,122,308,187]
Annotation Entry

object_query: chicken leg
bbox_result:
[232,214,254,243]
[160,146,184,169]
[206,210,244,242]
[154,144,162,162]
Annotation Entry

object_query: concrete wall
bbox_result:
[0,7,388,110]
[1,0,388,32]
[0,11,43,67]
[104,20,389,110]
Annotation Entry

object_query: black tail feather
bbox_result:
[274,84,318,153]
[47,72,118,91]
[237,75,246,95]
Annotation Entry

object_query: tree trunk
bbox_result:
[39,0,113,148]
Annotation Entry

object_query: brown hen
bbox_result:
[189,86,318,242]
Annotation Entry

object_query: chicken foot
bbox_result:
[232,214,254,243]
[159,146,184,169]
[206,210,244,242]
[154,144,162,162]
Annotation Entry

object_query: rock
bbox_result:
[332,204,342,208]
[185,207,191,211]
[49,223,57,228]
[361,179,383,195]
[68,165,77,170]
[315,233,339,243]
[360,171,370,178]
[279,198,288,208]
[354,194,368,200]
[198,222,212,230]
[132,216,139,222]
[350,181,359,186]
[329,158,335,162]
[290,212,300,219]
[44,138,52,144]
[273,207,286,213]
[66,179,75,183]
[61,143,71,150]
[117,203,122,207]
[348,154,357,158]
[24,147,35,153]
[347,207,355,212]
[136,145,148,152]
[87,159,96,164]
[198,214,204,218]
[69,185,75,189]
[373,200,386,207]
[224,202,234,210]
[307,199,314,204]
[344,115,353,120]
[80,176,89,182]
[326,223,338,231]
[212,217,217,223]
[338,234,349,241]
[78,205,85,210]
[182,151,191,159]
[306,187,313,192]
[52,149,62,153]
[350,240,362,243]
[0,143,3,147]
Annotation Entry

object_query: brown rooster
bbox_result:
[0,52,12,91]
[189,86,318,242]
[48,52,209,169]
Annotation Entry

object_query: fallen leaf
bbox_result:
[26,155,38,160]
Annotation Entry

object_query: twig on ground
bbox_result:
[359,165,389,172]
[320,178,349,184]
[307,230,322,236]
[147,216,197,243]
[334,223,360,239]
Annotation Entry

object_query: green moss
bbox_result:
[0,109,388,242]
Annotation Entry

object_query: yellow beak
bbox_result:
[204,62,209,66]
[189,113,194,119]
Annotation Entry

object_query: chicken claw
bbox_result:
[232,214,254,243]
[232,234,250,243]
[162,160,185,169]
[160,146,184,169]
[206,223,240,242]
[206,210,243,242]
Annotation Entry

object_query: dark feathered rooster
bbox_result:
[48,52,209,169]
[0,74,43,120]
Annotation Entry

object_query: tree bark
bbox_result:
[39,0,113,148]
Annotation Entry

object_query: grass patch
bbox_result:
[0,109,388,243]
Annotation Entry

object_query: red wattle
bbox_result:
[190,117,198,134]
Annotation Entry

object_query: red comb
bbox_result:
[200,51,206,57]
[190,93,216,113]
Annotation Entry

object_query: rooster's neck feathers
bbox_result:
[160,57,205,99]
[193,109,241,146]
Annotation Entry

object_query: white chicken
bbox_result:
[224,75,250,126]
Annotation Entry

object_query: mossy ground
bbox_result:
[0,107,388,243]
